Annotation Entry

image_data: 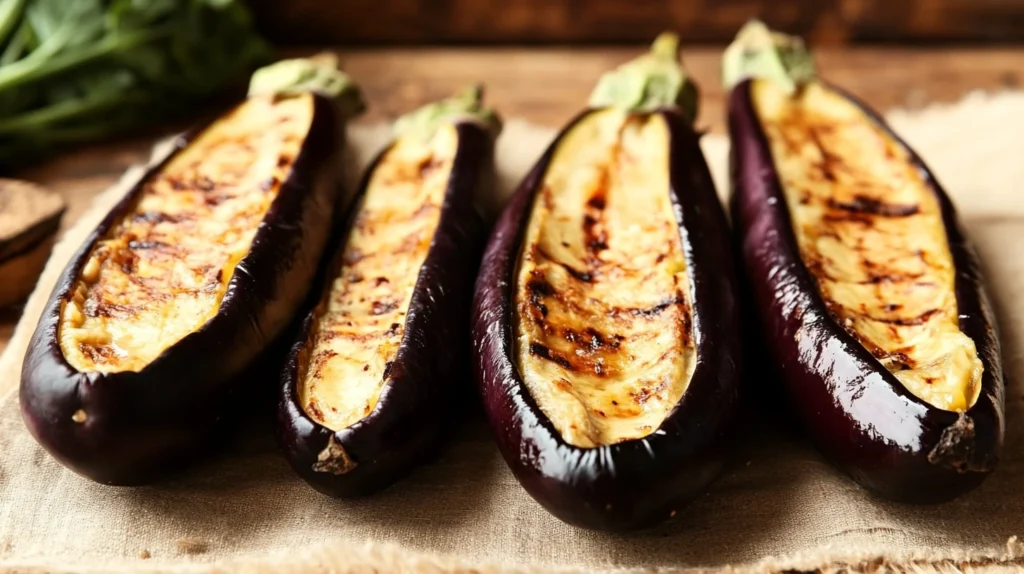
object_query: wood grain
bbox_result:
[332,46,1024,130]
[4,46,1022,350]
[247,0,1024,45]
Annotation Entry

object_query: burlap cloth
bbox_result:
[3,93,1024,574]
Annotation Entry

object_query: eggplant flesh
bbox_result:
[514,108,696,448]
[21,91,341,484]
[752,80,981,412]
[474,107,740,531]
[299,124,457,431]
[279,120,493,497]
[730,77,1003,501]
[60,96,315,374]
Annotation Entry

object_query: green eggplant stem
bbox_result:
[247,53,366,121]
[588,32,699,122]
[721,19,817,94]
[393,84,503,141]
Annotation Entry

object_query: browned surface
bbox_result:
[58,95,314,374]
[3,46,1020,356]
[248,0,1024,45]
[299,125,455,432]
[513,108,693,447]
[753,79,982,411]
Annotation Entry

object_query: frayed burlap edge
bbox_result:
[3,537,1024,574]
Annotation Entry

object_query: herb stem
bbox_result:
[0,88,133,134]
[0,0,25,50]
[0,19,27,66]
[0,25,171,93]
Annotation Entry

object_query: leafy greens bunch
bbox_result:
[0,0,271,170]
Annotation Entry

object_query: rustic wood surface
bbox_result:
[247,0,1024,45]
[2,46,1021,355]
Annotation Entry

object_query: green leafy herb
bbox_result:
[0,0,271,170]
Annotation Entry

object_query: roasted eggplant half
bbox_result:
[278,87,500,497]
[473,36,740,531]
[725,21,1004,502]
[19,57,365,485]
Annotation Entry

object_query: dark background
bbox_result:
[247,0,1024,45]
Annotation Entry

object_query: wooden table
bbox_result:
[4,46,1021,356]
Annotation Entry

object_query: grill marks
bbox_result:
[827,196,920,218]
[319,149,442,332]
[310,350,338,379]
[529,342,575,370]
[299,125,457,432]
[582,170,610,256]
[526,324,626,378]
[535,246,592,283]
[58,95,314,373]
[78,341,121,364]
[304,350,340,422]
[631,378,671,406]
[753,79,983,411]
[615,297,683,319]
[524,263,684,372]
[84,299,142,320]
[514,108,696,447]
[762,86,947,334]
[870,308,942,327]
[132,211,183,225]
[526,272,552,318]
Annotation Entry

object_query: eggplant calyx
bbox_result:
[311,435,358,475]
[247,53,366,120]
[393,84,503,141]
[927,413,993,473]
[588,32,699,122]
[722,19,816,94]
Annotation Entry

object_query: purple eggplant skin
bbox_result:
[277,121,493,498]
[473,108,741,532]
[20,94,343,486]
[728,78,1004,503]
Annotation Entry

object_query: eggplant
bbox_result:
[19,57,365,485]
[278,87,500,497]
[473,35,740,531]
[724,21,1004,502]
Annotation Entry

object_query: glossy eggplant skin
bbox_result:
[473,108,741,532]
[278,122,493,497]
[20,95,343,486]
[728,79,1004,502]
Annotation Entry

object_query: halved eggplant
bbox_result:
[19,57,365,485]
[473,36,740,531]
[278,87,500,497]
[725,21,1004,502]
